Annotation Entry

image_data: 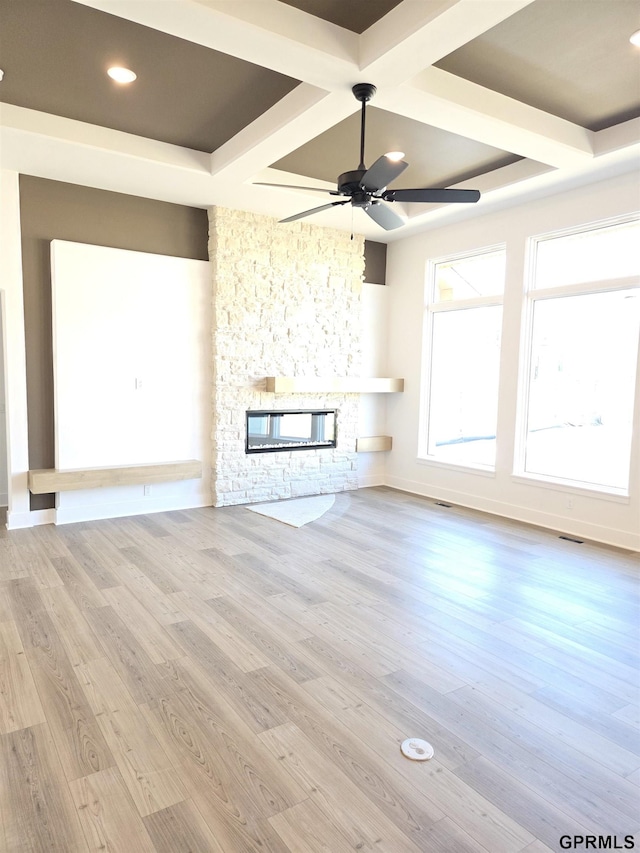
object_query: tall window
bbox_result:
[519,218,640,493]
[420,248,506,469]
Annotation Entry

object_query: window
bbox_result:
[420,248,506,469]
[519,218,640,493]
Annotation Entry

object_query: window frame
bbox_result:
[513,214,640,497]
[418,244,506,473]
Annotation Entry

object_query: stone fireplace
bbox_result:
[208,207,364,506]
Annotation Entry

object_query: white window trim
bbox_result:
[513,216,640,496]
[416,456,497,477]
[529,275,639,301]
[511,473,630,504]
[419,244,506,466]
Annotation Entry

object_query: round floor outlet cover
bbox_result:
[401,738,434,761]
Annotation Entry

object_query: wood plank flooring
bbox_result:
[0,487,638,852]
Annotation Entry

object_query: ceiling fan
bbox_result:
[255,83,481,231]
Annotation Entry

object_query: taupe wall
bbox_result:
[364,240,387,285]
[19,176,209,509]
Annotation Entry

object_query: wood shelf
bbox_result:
[265,377,404,393]
[356,436,393,452]
[28,460,202,494]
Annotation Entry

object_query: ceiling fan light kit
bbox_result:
[255,83,481,231]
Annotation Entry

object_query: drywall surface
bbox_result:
[0,311,7,505]
[0,171,31,527]
[359,282,390,486]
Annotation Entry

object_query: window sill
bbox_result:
[416,456,496,478]
[511,472,630,503]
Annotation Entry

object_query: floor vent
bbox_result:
[559,535,584,544]
[434,501,452,508]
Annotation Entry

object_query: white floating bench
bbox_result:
[28,460,202,494]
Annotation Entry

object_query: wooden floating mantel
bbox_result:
[265,377,404,393]
[28,460,202,494]
[356,436,393,453]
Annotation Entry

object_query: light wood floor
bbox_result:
[0,487,638,852]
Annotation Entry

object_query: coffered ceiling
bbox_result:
[0,0,638,240]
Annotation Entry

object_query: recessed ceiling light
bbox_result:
[630,29,640,46]
[107,66,137,84]
[385,151,405,161]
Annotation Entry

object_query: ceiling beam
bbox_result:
[209,85,358,182]
[0,103,211,172]
[203,0,544,183]
[73,0,537,92]
[375,68,594,170]
[0,104,230,211]
[360,0,536,85]
[71,0,359,88]
[71,0,592,177]
[593,117,640,158]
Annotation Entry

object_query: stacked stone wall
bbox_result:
[208,207,364,506]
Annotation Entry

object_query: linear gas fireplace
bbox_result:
[246,409,336,454]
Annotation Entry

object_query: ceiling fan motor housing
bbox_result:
[351,191,372,209]
[337,169,368,195]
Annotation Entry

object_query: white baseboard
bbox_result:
[358,473,386,488]
[7,477,636,551]
[7,508,56,529]
[385,475,640,552]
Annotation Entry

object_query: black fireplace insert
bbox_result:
[246,409,336,453]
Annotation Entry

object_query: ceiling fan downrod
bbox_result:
[352,83,377,171]
[335,83,378,202]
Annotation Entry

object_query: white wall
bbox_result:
[0,170,31,528]
[0,306,8,505]
[386,173,640,550]
[50,240,211,523]
[358,282,390,486]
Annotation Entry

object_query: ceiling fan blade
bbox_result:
[254,182,340,195]
[279,200,349,224]
[365,202,405,231]
[362,155,408,192]
[383,188,481,204]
